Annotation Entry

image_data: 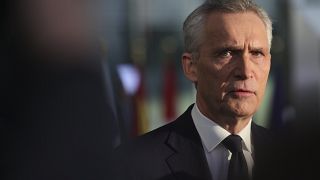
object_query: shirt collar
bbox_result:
[191,103,252,153]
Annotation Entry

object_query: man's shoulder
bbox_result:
[251,122,275,161]
[110,106,194,179]
[251,122,274,140]
[119,114,187,152]
[120,105,194,148]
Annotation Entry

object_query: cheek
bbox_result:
[197,65,222,94]
[256,71,270,101]
[259,59,271,78]
[197,62,216,82]
[256,60,270,86]
[197,60,231,94]
[220,82,229,99]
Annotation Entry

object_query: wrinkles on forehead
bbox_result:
[199,11,269,52]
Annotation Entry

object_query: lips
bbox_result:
[232,89,254,93]
[228,89,255,97]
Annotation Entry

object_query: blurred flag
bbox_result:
[133,66,149,135]
[117,64,148,135]
[163,59,177,122]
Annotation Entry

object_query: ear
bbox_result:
[182,52,198,83]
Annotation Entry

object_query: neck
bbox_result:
[195,103,252,134]
[222,118,251,134]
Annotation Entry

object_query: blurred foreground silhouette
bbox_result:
[1,0,120,179]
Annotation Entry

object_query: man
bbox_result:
[114,0,273,180]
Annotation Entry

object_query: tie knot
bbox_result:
[222,135,243,153]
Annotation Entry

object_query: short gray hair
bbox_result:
[183,0,272,58]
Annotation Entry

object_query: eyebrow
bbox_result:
[218,44,242,49]
[249,47,264,51]
[213,45,243,53]
[214,44,266,52]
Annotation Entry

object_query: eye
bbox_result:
[251,50,264,57]
[218,50,232,58]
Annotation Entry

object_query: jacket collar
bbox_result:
[165,104,212,180]
[164,104,272,180]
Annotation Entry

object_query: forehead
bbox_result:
[202,11,268,47]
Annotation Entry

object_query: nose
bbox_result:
[233,53,254,80]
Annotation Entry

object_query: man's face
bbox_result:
[183,11,271,121]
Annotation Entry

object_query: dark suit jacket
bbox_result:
[113,105,273,180]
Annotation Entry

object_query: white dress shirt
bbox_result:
[191,104,254,180]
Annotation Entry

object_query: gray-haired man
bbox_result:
[114,0,273,179]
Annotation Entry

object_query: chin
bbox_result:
[232,111,254,119]
[223,102,256,118]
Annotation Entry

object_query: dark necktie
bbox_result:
[222,135,249,180]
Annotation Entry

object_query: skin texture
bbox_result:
[182,11,271,134]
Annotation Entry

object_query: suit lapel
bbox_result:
[165,105,212,180]
[251,122,274,179]
[163,106,272,180]
[251,122,273,160]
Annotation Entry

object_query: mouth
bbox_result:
[228,89,255,97]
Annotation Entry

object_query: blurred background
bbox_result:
[100,0,320,135]
[1,0,320,179]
